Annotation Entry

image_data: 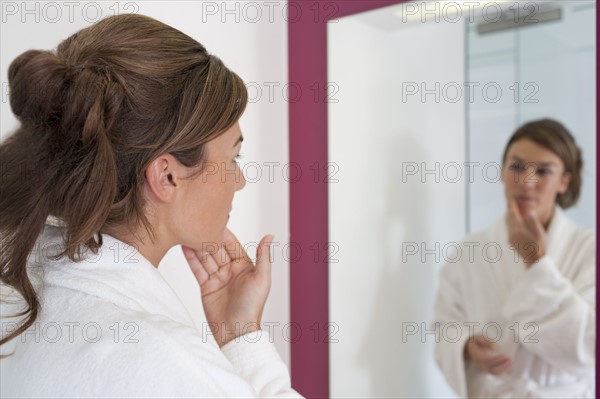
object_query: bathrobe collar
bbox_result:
[31,218,195,328]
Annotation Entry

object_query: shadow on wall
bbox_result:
[357,131,442,398]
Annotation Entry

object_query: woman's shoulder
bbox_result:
[569,224,595,250]
[556,209,595,253]
[3,299,244,397]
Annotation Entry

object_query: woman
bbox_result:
[433,119,595,398]
[0,14,301,398]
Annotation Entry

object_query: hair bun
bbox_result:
[8,49,70,127]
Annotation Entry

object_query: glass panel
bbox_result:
[467,0,596,232]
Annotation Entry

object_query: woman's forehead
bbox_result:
[206,123,243,152]
[507,139,562,165]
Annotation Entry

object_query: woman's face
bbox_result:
[501,139,570,226]
[177,122,246,251]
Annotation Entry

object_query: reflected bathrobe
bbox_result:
[1,221,302,398]
[433,207,595,398]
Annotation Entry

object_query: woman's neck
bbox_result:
[101,223,168,268]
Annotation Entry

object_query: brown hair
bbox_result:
[501,118,583,208]
[0,14,247,351]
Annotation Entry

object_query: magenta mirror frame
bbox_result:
[288,1,407,397]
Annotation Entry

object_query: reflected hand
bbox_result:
[507,198,547,266]
[465,334,512,375]
[182,228,274,347]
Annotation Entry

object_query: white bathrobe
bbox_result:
[0,219,303,398]
[433,206,596,398]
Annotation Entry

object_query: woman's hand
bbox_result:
[182,228,274,347]
[464,335,512,375]
[506,198,547,267]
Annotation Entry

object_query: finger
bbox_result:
[468,343,495,363]
[508,197,524,225]
[525,209,546,238]
[474,350,508,372]
[489,357,512,375]
[256,235,274,282]
[202,251,220,276]
[473,335,496,350]
[212,243,232,268]
[470,339,507,363]
[182,245,209,283]
[223,228,252,263]
[485,353,511,369]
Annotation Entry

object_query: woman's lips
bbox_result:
[516,196,535,203]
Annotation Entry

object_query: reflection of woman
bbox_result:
[0,15,301,398]
[433,119,595,398]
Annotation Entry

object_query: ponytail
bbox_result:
[0,49,118,351]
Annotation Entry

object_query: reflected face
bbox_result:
[501,139,570,225]
[178,122,246,249]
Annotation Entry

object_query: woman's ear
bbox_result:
[144,154,181,203]
[558,172,572,194]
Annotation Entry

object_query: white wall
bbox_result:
[328,13,465,398]
[0,1,291,365]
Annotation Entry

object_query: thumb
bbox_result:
[256,234,274,281]
[474,335,495,350]
[523,210,544,240]
[528,211,546,237]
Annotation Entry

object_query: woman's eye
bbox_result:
[509,163,525,172]
[537,168,551,176]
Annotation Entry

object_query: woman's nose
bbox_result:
[236,165,246,191]
[519,167,538,187]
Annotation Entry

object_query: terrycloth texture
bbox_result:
[1,221,302,398]
[433,207,595,398]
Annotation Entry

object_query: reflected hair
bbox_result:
[0,14,248,353]
[501,118,583,209]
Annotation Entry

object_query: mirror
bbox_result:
[328,1,596,397]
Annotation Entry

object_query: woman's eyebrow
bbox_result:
[509,155,558,167]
